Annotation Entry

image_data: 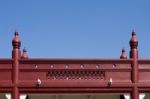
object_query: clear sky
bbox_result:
[0,0,150,58]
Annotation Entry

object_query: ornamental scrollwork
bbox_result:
[46,70,105,80]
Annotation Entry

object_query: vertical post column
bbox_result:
[12,31,21,99]
[129,30,139,99]
[132,87,139,99]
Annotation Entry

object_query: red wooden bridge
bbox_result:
[0,31,149,99]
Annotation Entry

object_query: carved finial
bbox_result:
[12,31,21,49]
[132,29,135,36]
[120,48,127,59]
[14,30,19,36]
[129,30,139,58]
[21,48,28,59]
[130,30,138,49]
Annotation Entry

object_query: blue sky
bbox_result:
[0,0,150,58]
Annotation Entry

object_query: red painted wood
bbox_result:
[0,31,149,99]
[131,87,139,99]
[12,32,21,99]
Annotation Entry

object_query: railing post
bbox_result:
[129,30,139,99]
[12,31,21,99]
